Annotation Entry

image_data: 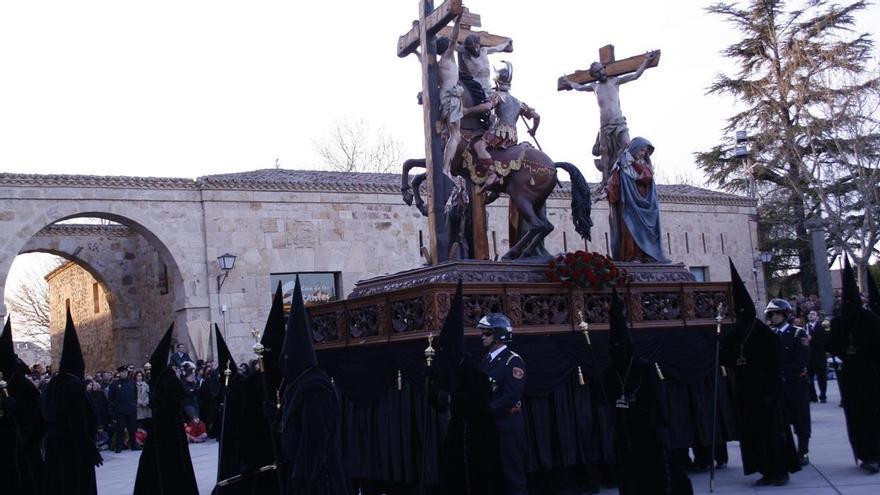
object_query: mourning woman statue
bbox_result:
[606,137,668,263]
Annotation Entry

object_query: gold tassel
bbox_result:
[577,366,586,386]
[721,365,728,377]
[654,362,665,381]
[397,369,403,391]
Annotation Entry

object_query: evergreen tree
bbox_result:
[696,0,878,293]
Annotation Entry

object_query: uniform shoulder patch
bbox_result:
[512,367,525,379]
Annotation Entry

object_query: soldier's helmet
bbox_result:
[494,61,513,89]
[765,298,793,316]
[477,313,513,343]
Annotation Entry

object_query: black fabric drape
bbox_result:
[318,325,733,487]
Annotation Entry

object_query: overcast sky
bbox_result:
[2,1,876,185]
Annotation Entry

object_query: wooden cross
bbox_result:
[398,2,512,263]
[556,44,661,91]
[397,0,464,265]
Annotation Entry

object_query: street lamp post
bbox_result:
[215,253,237,342]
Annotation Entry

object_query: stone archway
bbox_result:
[0,198,211,361]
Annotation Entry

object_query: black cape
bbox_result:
[0,362,44,495]
[281,367,352,495]
[829,306,880,462]
[41,372,100,495]
[721,322,801,476]
[133,368,199,495]
[603,359,692,494]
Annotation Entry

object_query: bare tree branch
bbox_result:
[313,118,403,173]
[7,257,65,347]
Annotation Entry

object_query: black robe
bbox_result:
[133,369,199,495]
[213,373,247,494]
[236,369,285,494]
[829,308,880,463]
[0,368,44,495]
[42,373,100,495]
[281,367,352,495]
[721,323,801,477]
[603,360,692,495]
[436,357,504,495]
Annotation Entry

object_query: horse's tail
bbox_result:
[554,162,593,241]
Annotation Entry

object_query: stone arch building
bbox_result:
[0,170,764,366]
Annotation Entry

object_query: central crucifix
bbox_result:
[397,0,511,264]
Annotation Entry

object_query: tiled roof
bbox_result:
[0,169,755,206]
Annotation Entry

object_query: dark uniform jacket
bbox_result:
[775,324,810,381]
[805,320,828,368]
[108,378,137,415]
[480,346,526,432]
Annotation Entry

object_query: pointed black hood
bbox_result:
[436,281,465,389]
[0,318,16,377]
[729,258,756,324]
[149,324,175,380]
[866,269,880,316]
[58,308,86,379]
[262,281,286,372]
[281,275,318,381]
[841,257,861,316]
[609,288,634,369]
[215,323,238,378]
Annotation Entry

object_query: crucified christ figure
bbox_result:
[562,51,658,179]
[436,14,467,203]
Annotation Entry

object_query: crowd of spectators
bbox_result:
[25,343,259,451]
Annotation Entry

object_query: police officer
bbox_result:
[766,299,812,466]
[478,313,528,495]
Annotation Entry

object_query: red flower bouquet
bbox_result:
[545,251,627,289]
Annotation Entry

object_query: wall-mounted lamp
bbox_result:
[216,253,237,291]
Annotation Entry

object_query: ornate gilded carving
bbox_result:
[391,297,428,333]
[349,306,380,339]
[640,292,681,320]
[312,311,342,343]
[505,293,524,326]
[693,291,729,319]
[582,293,612,323]
[519,294,569,325]
[463,294,504,327]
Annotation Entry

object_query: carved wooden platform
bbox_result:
[309,261,730,350]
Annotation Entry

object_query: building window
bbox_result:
[270,272,342,314]
[93,283,100,314]
[690,266,709,282]
[159,262,169,295]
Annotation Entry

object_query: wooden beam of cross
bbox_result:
[556,44,660,91]
[397,0,464,265]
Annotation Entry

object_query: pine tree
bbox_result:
[696,0,877,293]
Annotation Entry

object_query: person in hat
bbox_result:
[603,290,692,494]
[829,258,880,473]
[42,309,102,495]
[0,318,45,495]
[212,323,247,491]
[722,260,800,486]
[279,276,352,494]
[133,324,199,495]
[765,298,812,466]
[108,364,139,452]
[477,312,528,495]
[431,282,504,494]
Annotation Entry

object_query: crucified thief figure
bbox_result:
[436,15,467,204]
[562,51,658,179]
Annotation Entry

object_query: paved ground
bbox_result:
[96,386,879,494]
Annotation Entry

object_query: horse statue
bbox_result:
[401,80,593,260]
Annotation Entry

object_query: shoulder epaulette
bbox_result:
[505,350,521,366]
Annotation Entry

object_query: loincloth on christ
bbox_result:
[592,115,628,166]
[440,83,464,124]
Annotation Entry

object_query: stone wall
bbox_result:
[0,170,764,367]
[46,262,114,374]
